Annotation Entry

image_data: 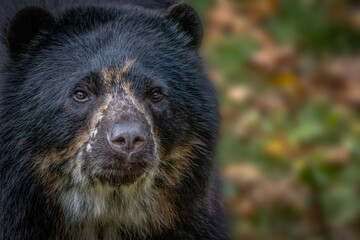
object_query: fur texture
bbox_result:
[0,0,227,239]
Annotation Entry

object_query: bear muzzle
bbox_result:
[83,114,157,185]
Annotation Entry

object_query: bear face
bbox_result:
[0,3,221,238]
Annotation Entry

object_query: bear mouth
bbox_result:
[90,161,151,185]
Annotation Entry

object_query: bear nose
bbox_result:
[107,122,147,155]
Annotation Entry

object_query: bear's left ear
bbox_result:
[6,6,55,57]
[164,3,203,49]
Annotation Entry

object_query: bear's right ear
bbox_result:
[6,6,55,56]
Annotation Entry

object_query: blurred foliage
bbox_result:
[183,0,360,239]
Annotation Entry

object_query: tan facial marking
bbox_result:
[102,59,135,87]
[102,64,158,156]
[148,138,207,231]
[102,67,119,88]
[37,93,113,193]
[121,59,135,74]
[102,61,149,121]
[154,129,165,158]
[159,137,206,187]
[154,190,177,228]
[145,137,207,229]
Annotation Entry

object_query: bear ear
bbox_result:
[164,3,203,49]
[6,6,55,56]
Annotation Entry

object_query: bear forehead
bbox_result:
[43,7,187,62]
[54,6,179,49]
[31,25,184,88]
[20,7,195,90]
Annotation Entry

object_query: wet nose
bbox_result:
[107,122,147,155]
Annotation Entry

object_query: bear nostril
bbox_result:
[112,136,126,146]
[133,136,145,150]
[133,136,144,145]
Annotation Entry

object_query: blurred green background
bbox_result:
[183,0,360,239]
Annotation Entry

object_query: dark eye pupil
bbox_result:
[74,91,88,102]
[152,90,162,100]
[76,92,84,99]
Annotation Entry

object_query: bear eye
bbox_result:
[150,88,163,102]
[73,90,89,102]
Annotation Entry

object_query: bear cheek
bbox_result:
[35,94,113,180]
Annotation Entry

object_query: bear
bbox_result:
[0,0,227,239]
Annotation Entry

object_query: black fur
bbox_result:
[0,0,227,239]
[164,3,204,49]
[6,6,56,56]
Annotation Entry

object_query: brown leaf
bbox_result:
[248,45,296,75]
[326,147,350,166]
[227,85,253,104]
[222,163,264,185]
